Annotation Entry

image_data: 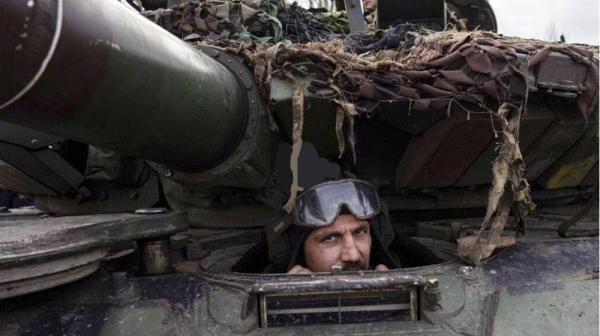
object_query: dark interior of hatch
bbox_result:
[230,230,447,274]
[188,225,456,274]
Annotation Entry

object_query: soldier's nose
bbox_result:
[341,239,360,262]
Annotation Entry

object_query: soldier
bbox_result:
[286,179,390,274]
[362,0,377,23]
[232,179,442,273]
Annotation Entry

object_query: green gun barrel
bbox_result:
[0,0,249,172]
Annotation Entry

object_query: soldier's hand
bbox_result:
[287,265,313,274]
[374,264,389,271]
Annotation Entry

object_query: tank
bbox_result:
[0,0,597,335]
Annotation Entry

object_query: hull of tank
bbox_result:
[0,205,597,335]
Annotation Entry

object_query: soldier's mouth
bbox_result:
[342,262,366,271]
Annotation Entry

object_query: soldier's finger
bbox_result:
[287,265,313,274]
[374,264,389,271]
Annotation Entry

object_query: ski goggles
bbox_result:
[293,179,382,227]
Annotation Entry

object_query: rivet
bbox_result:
[251,100,255,104]
[164,169,172,177]
[211,169,219,176]
[30,139,38,146]
[424,277,442,310]
[227,59,232,63]
[426,278,439,287]
[459,266,473,275]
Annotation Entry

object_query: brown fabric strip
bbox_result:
[528,47,550,67]
[433,77,458,92]
[358,82,378,99]
[415,83,454,98]
[396,70,433,81]
[398,85,421,100]
[474,38,498,46]
[428,51,464,67]
[477,44,507,61]
[579,62,599,119]
[478,80,500,100]
[449,34,472,53]
[412,98,431,111]
[376,84,405,100]
[508,64,529,103]
[464,49,494,74]
[439,69,475,85]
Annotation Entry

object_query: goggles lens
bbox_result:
[293,179,381,227]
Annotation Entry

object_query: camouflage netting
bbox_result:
[144,0,599,265]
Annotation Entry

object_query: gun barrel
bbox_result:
[0,0,248,172]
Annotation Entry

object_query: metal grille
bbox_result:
[260,288,418,328]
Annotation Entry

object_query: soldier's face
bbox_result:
[362,0,377,13]
[303,214,372,272]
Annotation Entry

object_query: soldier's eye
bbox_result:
[355,227,368,235]
[322,235,337,242]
